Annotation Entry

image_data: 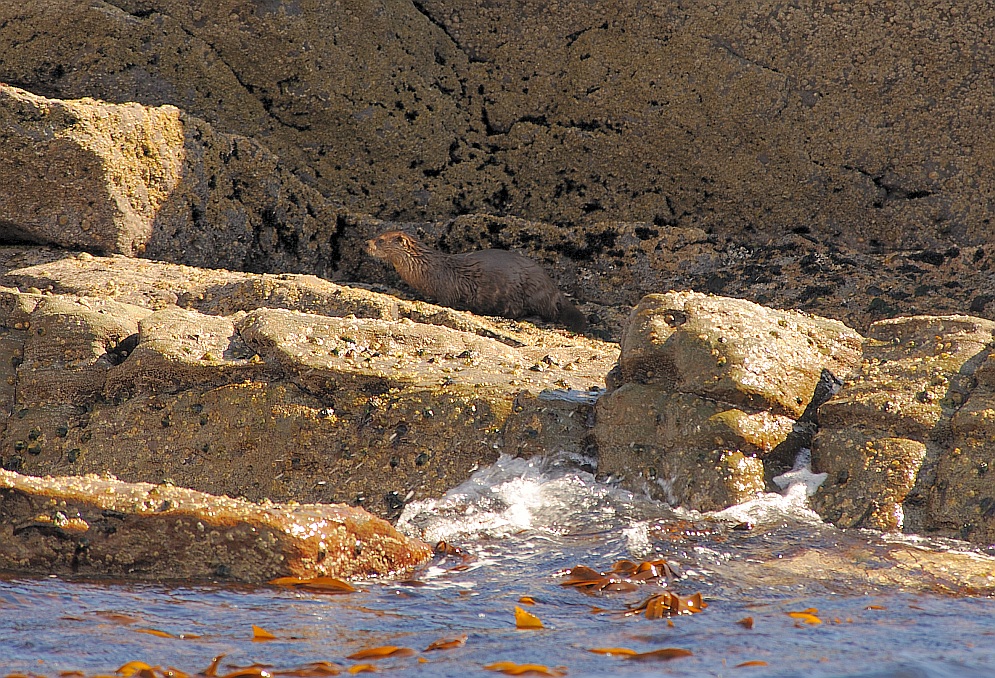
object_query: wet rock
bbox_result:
[0,469,430,582]
[0,251,618,523]
[812,315,995,535]
[594,292,863,511]
[502,389,599,463]
[596,386,772,510]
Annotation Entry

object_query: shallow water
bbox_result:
[3,454,995,678]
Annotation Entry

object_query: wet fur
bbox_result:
[366,230,587,332]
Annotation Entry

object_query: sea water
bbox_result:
[2,453,995,677]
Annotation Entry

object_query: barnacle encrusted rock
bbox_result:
[0,469,431,582]
[812,315,995,535]
[595,291,863,510]
[0,249,618,524]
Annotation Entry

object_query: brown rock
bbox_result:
[616,291,862,418]
[812,315,995,536]
[0,83,353,277]
[3,2,992,253]
[0,469,430,582]
[0,84,184,254]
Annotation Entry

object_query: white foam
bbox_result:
[396,454,634,544]
[710,447,828,525]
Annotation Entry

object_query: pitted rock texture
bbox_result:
[0,248,617,522]
[5,84,995,342]
[812,315,995,538]
[2,1,993,251]
[0,469,431,582]
[594,291,863,510]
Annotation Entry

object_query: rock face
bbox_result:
[0,248,618,524]
[1,1,992,252]
[594,291,863,510]
[5,84,995,343]
[0,469,430,582]
[812,315,995,539]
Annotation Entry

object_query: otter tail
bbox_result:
[557,297,588,333]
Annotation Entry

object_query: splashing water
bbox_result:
[2,451,995,677]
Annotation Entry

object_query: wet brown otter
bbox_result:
[366,230,588,332]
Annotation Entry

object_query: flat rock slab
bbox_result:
[0,469,431,582]
[0,249,617,523]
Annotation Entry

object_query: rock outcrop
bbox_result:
[3,0,995,578]
[0,248,618,524]
[812,315,995,540]
[594,291,863,510]
[0,82,358,277]
[0,469,430,582]
[6,84,995,342]
[2,1,992,253]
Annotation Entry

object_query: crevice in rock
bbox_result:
[407,0,484,64]
[708,35,783,76]
[171,25,311,133]
[843,165,935,208]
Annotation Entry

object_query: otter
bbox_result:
[366,230,588,332]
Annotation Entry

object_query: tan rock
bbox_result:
[0,469,430,582]
[812,315,995,537]
[617,292,862,418]
[106,306,270,399]
[0,83,351,278]
[0,84,184,254]
[0,252,618,523]
[3,2,992,252]
[595,385,777,510]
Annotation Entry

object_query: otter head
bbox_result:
[366,230,424,263]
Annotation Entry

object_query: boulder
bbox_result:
[812,315,995,535]
[0,82,356,277]
[0,469,430,582]
[594,291,862,510]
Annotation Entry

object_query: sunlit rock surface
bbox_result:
[813,315,995,539]
[0,248,617,523]
[0,469,430,582]
[594,292,862,511]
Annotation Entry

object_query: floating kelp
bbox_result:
[483,661,566,676]
[345,646,415,660]
[624,591,708,619]
[133,628,200,640]
[514,605,544,629]
[588,647,693,661]
[424,634,468,651]
[269,576,359,594]
[787,608,822,625]
[557,559,678,593]
[252,625,278,641]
